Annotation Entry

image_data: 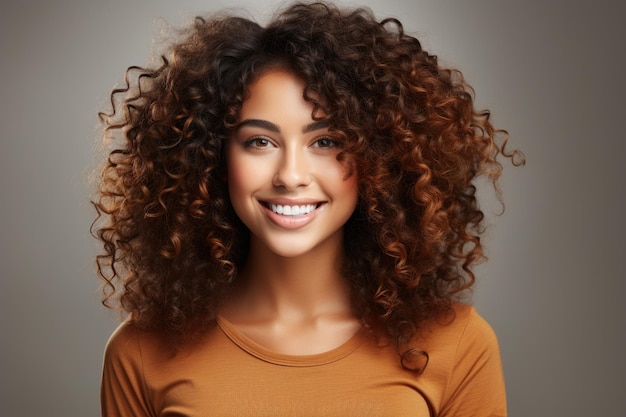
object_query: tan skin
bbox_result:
[220,70,362,355]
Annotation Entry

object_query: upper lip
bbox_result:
[259,198,325,206]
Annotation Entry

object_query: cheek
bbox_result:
[226,148,254,202]
[343,176,360,209]
[326,162,359,212]
[227,161,247,191]
[327,159,358,197]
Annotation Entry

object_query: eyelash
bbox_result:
[242,136,340,149]
[242,137,273,148]
[312,137,339,148]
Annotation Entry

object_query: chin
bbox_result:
[265,243,315,259]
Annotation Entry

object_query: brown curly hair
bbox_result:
[93,1,523,362]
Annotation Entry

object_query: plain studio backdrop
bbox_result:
[1,1,624,416]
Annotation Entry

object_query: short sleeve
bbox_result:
[438,308,507,417]
[101,322,153,417]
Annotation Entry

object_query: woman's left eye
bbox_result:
[312,137,338,148]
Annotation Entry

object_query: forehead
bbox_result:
[238,70,322,124]
[243,70,305,104]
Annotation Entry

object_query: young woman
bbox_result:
[93,2,523,416]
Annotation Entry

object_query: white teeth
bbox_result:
[270,204,317,216]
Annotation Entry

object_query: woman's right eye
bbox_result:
[243,137,272,148]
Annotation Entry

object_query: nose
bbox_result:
[273,146,311,190]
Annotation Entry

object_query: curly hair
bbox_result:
[93,1,523,364]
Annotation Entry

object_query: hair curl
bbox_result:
[92,1,523,363]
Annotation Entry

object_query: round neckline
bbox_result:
[216,315,368,367]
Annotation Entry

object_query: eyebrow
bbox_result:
[235,119,330,134]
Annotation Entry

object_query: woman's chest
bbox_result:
[142,330,432,417]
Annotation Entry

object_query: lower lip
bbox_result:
[261,203,323,229]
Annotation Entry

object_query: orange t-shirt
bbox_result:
[101,303,506,416]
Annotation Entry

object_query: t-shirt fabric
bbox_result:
[101,303,506,416]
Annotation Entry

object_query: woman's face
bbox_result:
[226,69,358,258]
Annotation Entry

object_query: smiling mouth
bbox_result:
[261,202,324,217]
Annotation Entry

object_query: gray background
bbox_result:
[1,1,624,416]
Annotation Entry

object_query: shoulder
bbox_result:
[102,320,143,372]
[103,320,170,369]
[104,320,138,352]
[420,302,499,357]
[101,320,176,414]
[416,303,507,416]
[448,302,499,349]
[103,319,229,381]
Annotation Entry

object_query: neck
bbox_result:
[231,236,354,321]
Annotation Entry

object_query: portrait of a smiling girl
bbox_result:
[93,2,523,416]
